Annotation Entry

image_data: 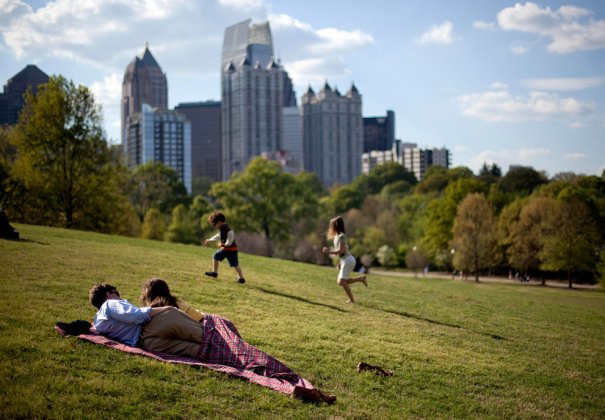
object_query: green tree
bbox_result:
[478,162,502,185]
[451,193,498,282]
[499,165,547,195]
[210,157,318,256]
[296,171,327,197]
[191,176,214,197]
[405,246,428,276]
[141,208,166,240]
[507,196,555,283]
[414,165,449,194]
[328,184,365,214]
[540,192,600,288]
[360,162,417,195]
[128,161,189,220]
[190,194,212,240]
[397,193,433,245]
[164,204,198,244]
[497,197,527,267]
[422,178,487,266]
[10,76,113,228]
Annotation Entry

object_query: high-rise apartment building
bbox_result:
[362,140,451,181]
[122,44,168,147]
[125,104,192,192]
[402,143,451,181]
[0,65,49,125]
[302,82,363,186]
[175,101,222,181]
[220,19,297,180]
[363,110,395,153]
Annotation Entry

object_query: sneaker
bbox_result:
[204,271,218,278]
[237,278,246,284]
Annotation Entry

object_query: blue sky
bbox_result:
[1,0,604,177]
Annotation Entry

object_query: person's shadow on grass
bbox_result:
[253,286,348,313]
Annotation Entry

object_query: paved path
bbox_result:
[369,269,600,290]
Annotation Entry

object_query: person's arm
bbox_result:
[102,300,151,325]
[176,298,204,321]
[322,236,346,256]
[149,306,174,318]
[223,230,235,247]
[204,232,220,246]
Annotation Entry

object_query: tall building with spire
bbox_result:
[302,82,363,186]
[121,46,191,192]
[0,65,49,125]
[121,44,168,155]
[220,19,297,180]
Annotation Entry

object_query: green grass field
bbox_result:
[1,224,604,418]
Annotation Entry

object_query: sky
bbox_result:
[1,0,604,177]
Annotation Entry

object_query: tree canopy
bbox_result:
[8,76,125,230]
[210,157,319,256]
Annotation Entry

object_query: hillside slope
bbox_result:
[1,224,604,418]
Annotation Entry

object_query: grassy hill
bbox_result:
[1,224,604,418]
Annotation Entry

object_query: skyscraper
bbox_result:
[302,82,363,186]
[363,110,395,153]
[0,65,49,125]
[125,104,192,192]
[121,44,168,147]
[220,19,297,180]
[175,101,222,181]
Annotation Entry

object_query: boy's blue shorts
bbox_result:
[213,249,239,267]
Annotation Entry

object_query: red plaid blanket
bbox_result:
[55,314,314,395]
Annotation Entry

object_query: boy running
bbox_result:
[204,212,245,284]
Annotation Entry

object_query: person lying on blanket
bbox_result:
[88,281,335,404]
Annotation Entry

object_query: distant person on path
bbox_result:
[203,211,245,284]
[139,278,336,403]
[322,216,367,303]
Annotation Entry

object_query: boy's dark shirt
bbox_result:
[220,223,237,250]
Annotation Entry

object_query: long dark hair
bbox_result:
[327,216,345,240]
[141,278,178,308]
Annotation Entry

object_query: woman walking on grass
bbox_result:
[322,216,367,303]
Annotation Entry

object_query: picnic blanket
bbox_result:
[55,314,314,395]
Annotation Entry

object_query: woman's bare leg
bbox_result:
[339,281,356,303]
[346,275,367,287]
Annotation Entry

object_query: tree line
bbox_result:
[1,76,604,288]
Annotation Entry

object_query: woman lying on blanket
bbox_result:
[139,278,336,404]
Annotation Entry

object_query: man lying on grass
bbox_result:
[88,282,335,404]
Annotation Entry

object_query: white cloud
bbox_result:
[469,148,551,172]
[268,13,312,32]
[0,1,372,84]
[496,2,605,53]
[415,21,456,45]
[453,144,467,153]
[266,12,373,85]
[473,20,495,30]
[286,56,350,87]
[488,81,508,90]
[510,44,529,54]
[567,121,583,128]
[564,152,587,160]
[268,13,374,57]
[90,72,122,141]
[218,0,264,11]
[312,27,374,54]
[456,89,595,123]
[90,72,122,107]
[520,77,605,91]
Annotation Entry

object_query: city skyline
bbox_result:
[1,0,604,177]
